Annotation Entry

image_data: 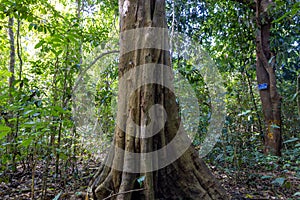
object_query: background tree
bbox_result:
[170,0,299,156]
[253,0,282,156]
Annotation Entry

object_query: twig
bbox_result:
[73,50,119,93]
[102,188,146,200]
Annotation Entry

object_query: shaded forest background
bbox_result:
[0,0,299,199]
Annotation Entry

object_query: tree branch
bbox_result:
[72,50,119,93]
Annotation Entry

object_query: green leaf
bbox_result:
[272,2,300,23]
[270,124,280,129]
[238,110,251,116]
[291,92,299,101]
[272,177,285,186]
[293,192,300,196]
[21,138,33,147]
[137,175,145,187]
[245,194,253,199]
[51,37,63,43]
[24,110,33,115]
[55,50,63,56]
[22,121,36,127]
[32,112,41,117]
[268,56,275,64]
[52,192,62,200]
[35,40,45,49]
[261,175,272,179]
[75,192,82,196]
[0,125,11,139]
[283,138,298,144]
[24,121,36,125]
[29,23,37,31]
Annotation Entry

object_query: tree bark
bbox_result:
[6,17,15,161]
[255,0,282,156]
[8,17,15,91]
[297,74,300,118]
[89,0,229,199]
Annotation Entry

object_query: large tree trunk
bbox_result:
[255,0,282,156]
[89,0,228,199]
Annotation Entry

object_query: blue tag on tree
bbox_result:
[258,83,268,90]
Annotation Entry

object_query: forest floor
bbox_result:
[212,165,300,200]
[0,156,299,200]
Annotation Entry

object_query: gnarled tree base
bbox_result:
[89,147,229,200]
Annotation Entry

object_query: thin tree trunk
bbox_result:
[17,18,23,81]
[255,0,282,156]
[297,74,300,117]
[89,1,229,199]
[245,71,264,139]
[13,17,23,171]
[7,17,16,169]
[8,17,15,92]
[71,0,84,176]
